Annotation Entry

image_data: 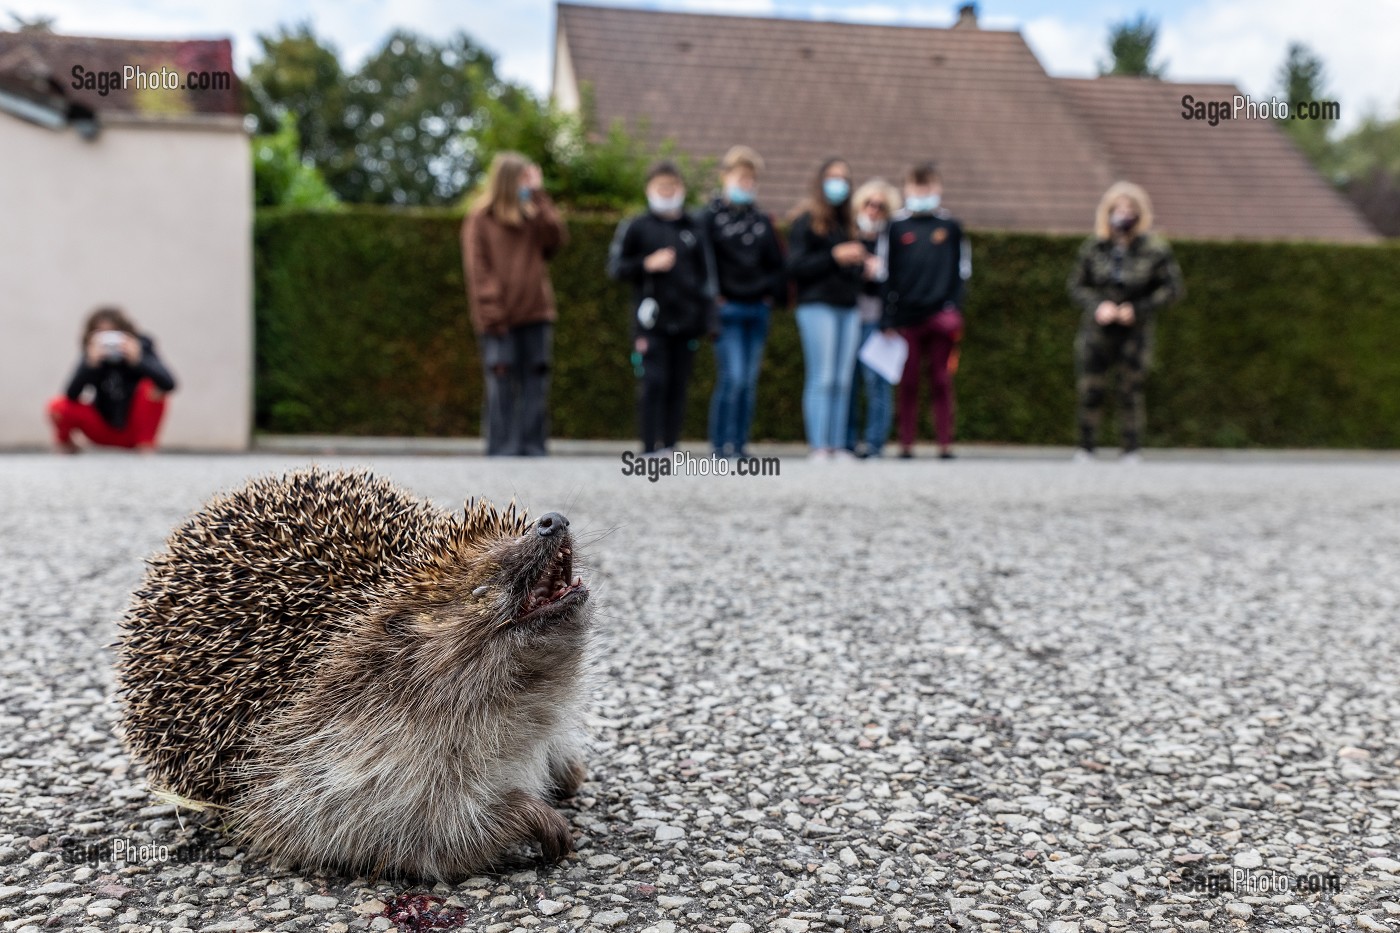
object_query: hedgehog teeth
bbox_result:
[516,540,585,620]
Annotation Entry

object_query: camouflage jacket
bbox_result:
[1068,234,1184,324]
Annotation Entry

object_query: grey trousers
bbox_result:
[479,322,552,456]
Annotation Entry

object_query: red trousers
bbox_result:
[897,310,963,449]
[48,379,167,449]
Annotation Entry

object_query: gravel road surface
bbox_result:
[2,452,1398,932]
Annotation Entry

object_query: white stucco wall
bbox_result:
[0,113,252,450]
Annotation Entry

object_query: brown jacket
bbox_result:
[462,195,568,335]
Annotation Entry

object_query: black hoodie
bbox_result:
[699,196,786,305]
[607,209,715,339]
[64,334,177,429]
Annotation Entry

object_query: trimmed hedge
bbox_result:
[255,208,1400,447]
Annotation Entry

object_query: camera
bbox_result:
[97,330,126,362]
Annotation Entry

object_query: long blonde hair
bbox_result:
[853,178,902,217]
[471,151,534,226]
[1094,180,1153,240]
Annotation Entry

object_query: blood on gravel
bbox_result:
[381,893,468,931]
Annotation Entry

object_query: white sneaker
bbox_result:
[809,449,832,461]
[1121,451,1143,465]
[1072,448,1095,463]
[831,448,857,461]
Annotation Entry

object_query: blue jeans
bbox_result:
[795,303,860,450]
[846,321,894,454]
[709,302,770,455]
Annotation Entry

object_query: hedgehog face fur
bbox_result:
[114,467,595,880]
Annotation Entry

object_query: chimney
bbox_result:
[953,3,978,28]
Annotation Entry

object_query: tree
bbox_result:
[339,30,497,204]
[243,24,355,191]
[1275,42,1334,169]
[1266,41,1400,237]
[470,85,713,212]
[1099,14,1165,78]
[252,113,341,209]
[1333,113,1400,236]
[244,25,505,205]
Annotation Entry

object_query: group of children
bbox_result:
[472,148,1179,462]
[608,147,970,459]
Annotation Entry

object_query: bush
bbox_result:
[255,207,1400,447]
[252,114,341,209]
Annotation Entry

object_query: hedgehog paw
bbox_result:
[537,809,575,863]
[548,756,587,802]
[502,790,575,864]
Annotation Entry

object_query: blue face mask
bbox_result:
[906,194,941,213]
[822,177,850,205]
[726,184,756,206]
[519,185,533,202]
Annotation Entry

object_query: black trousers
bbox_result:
[480,322,552,456]
[638,333,696,453]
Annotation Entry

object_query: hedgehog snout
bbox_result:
[535,512,569,537]
[512,522,587,625]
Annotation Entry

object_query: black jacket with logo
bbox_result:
[64,334,176,430]
[699,196,786,305]
[785,210,865,308]
[878,209,971,329]
[607,210,715,339]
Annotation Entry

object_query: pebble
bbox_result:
[1233,851,1263,869]
[593,909,629,927]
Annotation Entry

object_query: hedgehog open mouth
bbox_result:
[517,541,586,622]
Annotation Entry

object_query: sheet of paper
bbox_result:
[858,330,908,385]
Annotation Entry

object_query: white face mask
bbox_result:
[856,214,882,235]
[648,192,685,216]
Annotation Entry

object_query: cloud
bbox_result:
[795,3,951,25]
[1021,15,1102,77]
[1158,0,1400,128]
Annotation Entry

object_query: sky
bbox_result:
[15,0,1400,131]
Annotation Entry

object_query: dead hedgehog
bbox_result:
[114,466,594,880]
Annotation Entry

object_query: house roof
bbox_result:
[1054,76,1376,242]
[555,3,1378,242]
[0,31,241,121]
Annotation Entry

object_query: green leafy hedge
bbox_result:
[255,207,1400,447]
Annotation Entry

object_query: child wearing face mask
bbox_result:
[879,162,971,460]
[787,157,868,460]
[1068,181,1184,462]
[846,178,901,458]
[607,161,715,455]
[699,146,786,459]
